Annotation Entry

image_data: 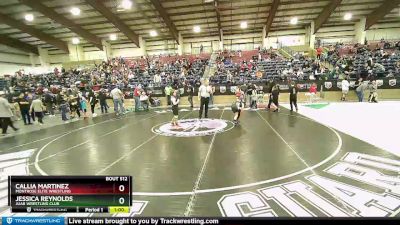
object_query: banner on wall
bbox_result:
[389,79,396,87]
[220,86,226,94]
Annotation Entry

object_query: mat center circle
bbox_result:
[152,118,235,137]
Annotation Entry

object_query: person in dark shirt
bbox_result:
[69,95,81,118]
[271,85,280,112]
[266,80,275,111]
[17,93,32,125]
[88,90,97,116]
[187,83,194,108]
[98,89,108,114]
[289,82,299,112]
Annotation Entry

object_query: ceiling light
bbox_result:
[72,37,80,44]
[109,34,117,41]
[121,0,132,10]
[70,7,81,16]
[149,30,158,37]
[193,26,201,33]
[290,17,298,25]
[344,13,352,20]
[240,21,248,29]
[24,14,34,22]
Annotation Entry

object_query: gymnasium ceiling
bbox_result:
[0,0,399,55]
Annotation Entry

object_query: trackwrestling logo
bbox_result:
[152,119,234,137]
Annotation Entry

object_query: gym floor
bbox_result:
[1,106,399,217]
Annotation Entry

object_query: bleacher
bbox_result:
[211,49,329,85]
[0,78,7,91]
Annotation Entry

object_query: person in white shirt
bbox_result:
[171,90,180,126]
[153,74,161,87]
[226,70,233,83]
[341,77,350,101]
[110,86,124,115]
[198,79,212,119]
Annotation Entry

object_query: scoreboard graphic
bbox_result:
[8,176,132,213]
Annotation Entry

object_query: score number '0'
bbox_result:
[118,185,126,205]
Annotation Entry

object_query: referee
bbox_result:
[198,79,212,119]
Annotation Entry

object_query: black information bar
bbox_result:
[12,206,109,213]
[66,217,400,225]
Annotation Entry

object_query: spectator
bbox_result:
[110,86,124,116]
[356,79,368,102]
[98,89,108,114]
[88,90,97,117]
[164,85,173,106]
[307,83,318,103]
[153,73,161,87]
[271,85,280,112]
[43,89,55,117]
[59,99,69,122]
[17,92,32,125]
[341,78,350,101]
[289,81,299,112]
[140,91,149,111]
[0,91,19,135]
[133,85,141,112]
[368,80,378,103]
[187,83,194,108]
[69,94,81,119]
[316,46,323,60]
[80,96,88,118]
[30,95,45,124]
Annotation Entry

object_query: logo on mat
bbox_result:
[324,82,332,89]
[336,82,342,88]
[389,79,396,87]
[376,80,384,87]
[152,119,234,137]
[230,86,237,93]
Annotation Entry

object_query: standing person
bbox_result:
[140,91,149,111]
[356,79,368,102]
[98,89,108,114]
[246,83,253,108]
[43,89,55,117]
[289,82,299,112]
[133,85,141,112]
[171,90,180,126]
[164,85,172,106]
[69,95,81,119]
[110,86,124,116]
[153,73,161,87]
[187,83,194,108]
[0,91,18,135]
[250,84,258,109]
[368,80,378,103]
[88,90,97,117]
[231,96,243,125]
[209,85,215,107]
[30,96,45,124]
[198,79,212,119]
[266,80,275,111]
[316,46,323,60]
[27,92,35,122]
[271,85,280,112]
[59,99,69,122]
[80,96,88,118]
[308,83,317,103]
[341,78,350,101]
[17,92,32,125]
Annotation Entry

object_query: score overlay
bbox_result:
[8,176,132,213]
